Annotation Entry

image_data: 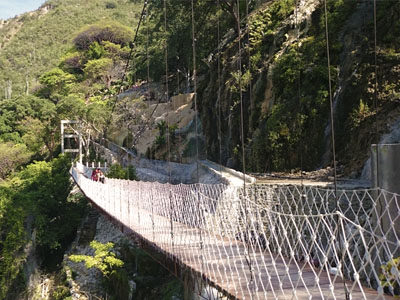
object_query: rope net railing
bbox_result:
[72,163,399,299]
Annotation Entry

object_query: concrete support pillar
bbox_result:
[371,144,400,193]
[371,144,400,261]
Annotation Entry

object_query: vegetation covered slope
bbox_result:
[0,156,87,299]
[0,0,142,97]
[195,0,400,174]
[0,0,143,178]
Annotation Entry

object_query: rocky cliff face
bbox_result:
[198,0,400,176]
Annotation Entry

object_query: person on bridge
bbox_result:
[91,169,98,181]
[98,169,105,184]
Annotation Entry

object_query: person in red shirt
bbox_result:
[91,169,98,181]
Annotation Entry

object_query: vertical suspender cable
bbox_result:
[373,0,386,264]
[104,2,147,137]
[236,0,254,295]
[191,0,200,183]
[191,0,204,278]
[246,0,254,200]
[237,1,246,190]
[246,0,252,135]
[164,0,174,256]
[217,0,223,178]
[373,0,380,188]
[323,1,349,299]
[127,124,130,180]
[164,0,171,183]
[146,1,150,109]
[295,1,305,190]
[323,0,337,200]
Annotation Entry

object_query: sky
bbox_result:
[0,0,46,20]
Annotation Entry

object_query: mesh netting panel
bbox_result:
[72,164,400,299]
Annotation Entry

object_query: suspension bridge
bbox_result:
[64,0,400,298]
[70,161,399,300]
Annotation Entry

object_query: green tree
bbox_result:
[0,95,59,159]
[0,156,87,298]
[56,94,87,120]
[87,41,105,60]
[39,68,76,102]
[73,22,134,51]
[69,241,123,277]
[106,164,138,180]
[84,58,114,89]
[0,142,31,179]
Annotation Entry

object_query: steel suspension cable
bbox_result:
[373,0,386,265]
[163,0,171,183]
[323,1,349,299]
[295,0,304,189]
[104,1,147,137]
[373,0,380,188]
[128,2,159,148]
[217,0,223,178]
[191,0,205,279]
[163,0,174,258]
[236,0,254,296]
[323,0,337,200]
[146,0,150,109]
[191,0,200,183]
[246,0,252,137]
[237,0,247,191]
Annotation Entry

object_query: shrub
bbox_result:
[380,257,400,296]
[105,2,117,9]
[73,23,133,50]
[155,135,165,148]
[69,241,123,277]
[350,100,373,128]
[50,286,70,300]
[0,142,31,179]
[60,50,83,73]
[106,164,138,180]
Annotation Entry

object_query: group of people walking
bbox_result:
[91,168,105,184]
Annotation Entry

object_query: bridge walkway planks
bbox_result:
[85,193,392,300]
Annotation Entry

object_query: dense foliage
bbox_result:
[70,241,124,277]
[133,0,235,84]
[0,24,136,178]
[106,163,138,180]
[0,155,87,299]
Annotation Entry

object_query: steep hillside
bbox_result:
[198,0,400,175]
[0,0,142,98]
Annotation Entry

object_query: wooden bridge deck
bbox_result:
[82,195,390,300]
